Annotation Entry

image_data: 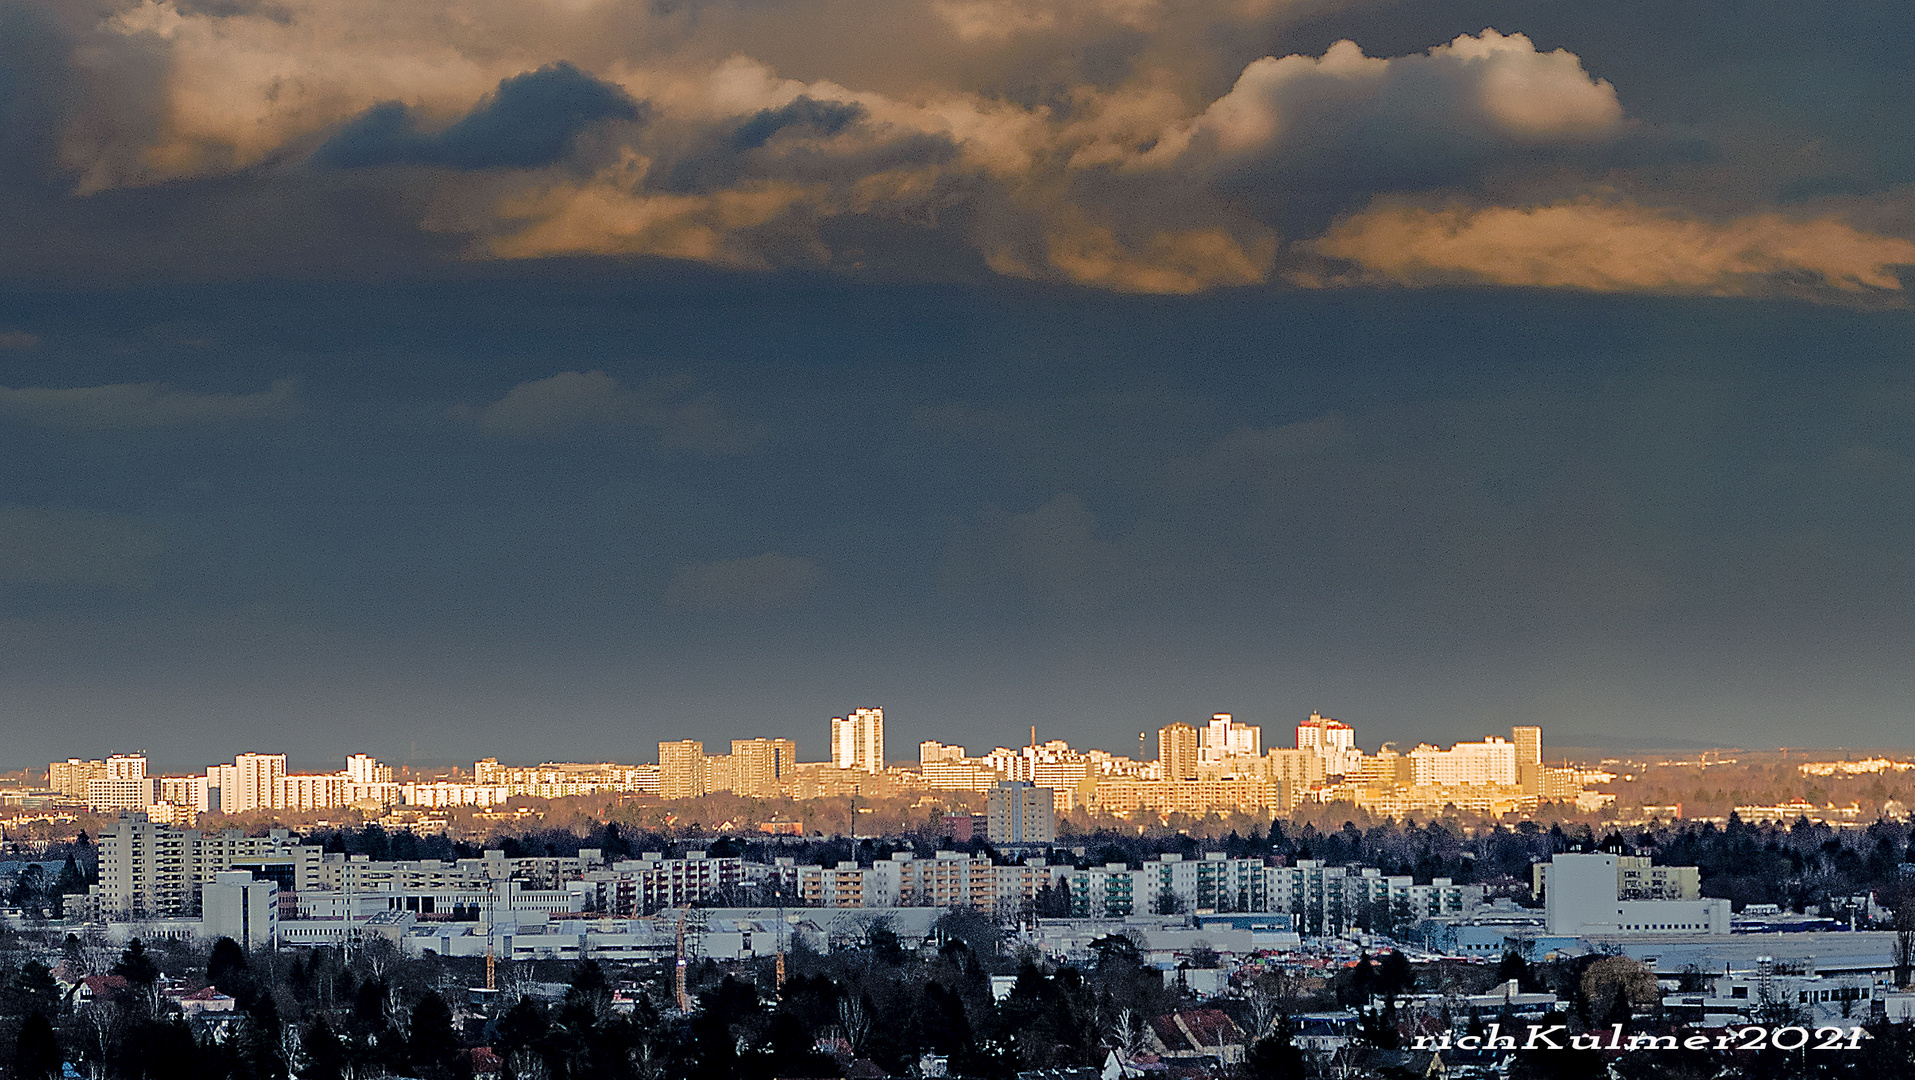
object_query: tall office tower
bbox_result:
[1201,713,1261,763]
[87,754,155,812]
[1512,726,1543,795]
[729,738,798,798]
[1158,722,1200,782]
[831,707,885,773]
[345,754,393,784]
[658,740,709,801]
[1295,712,1360,776]
[987,780,1057,845]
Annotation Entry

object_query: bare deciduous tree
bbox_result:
[838,993,871,1057]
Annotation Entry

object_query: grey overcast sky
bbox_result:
[2,0,1914,770]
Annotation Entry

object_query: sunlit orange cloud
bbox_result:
[42,0,1915,298]
[1305,199,1915,297]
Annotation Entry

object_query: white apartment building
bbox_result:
[1409,737,1518,787]
[473,759,648,799]
[920,741,966,764]
[792,851,1068,915]
[920,760,1001,791]
[87,754,155,813]
[1296,713,1361,776]
[346,754,393,784]
[1267,861,1481,935]
[1532,855,1699,904]
[1063,854,1483,929]
[1201,714,1261,764]
[87,815,322,919]
[206,753,287,814]
[658,740,708,800]
[988,781,1056,845]
[49,758,109,799]
[401,781,510,807]
[96,813,195,918]
[579,851,748,914]
[831,707,885,773]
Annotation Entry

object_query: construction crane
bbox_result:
[674,907,691,1012]
[775,885,786,989]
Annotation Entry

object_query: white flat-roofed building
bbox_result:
[1542,853,1728,936]
[202,870,279,950]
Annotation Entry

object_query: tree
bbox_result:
[237,994,289,1080]
[113,938,163,1018]
[3,962,61,1020]
[408,992,461,1080]
[12,1013,62,1080]
[1894,882,1915,988]
[1376,950,1415,1001]
[7,865,45,916]
[1033,879,1072,918]
[1340,952,1377,1007]
[207,936,253,1001]
[495,996,551,1080]
[299,1017,351,1080]
[53,854,86,899]
[1579,957,1658,1025]
[1495,950,1532,990]
[1244,1014,1307,1080]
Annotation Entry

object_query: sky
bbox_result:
[2,0,1914,771]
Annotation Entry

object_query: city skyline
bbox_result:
[16,702,1913,778]
[22,711,1630,826]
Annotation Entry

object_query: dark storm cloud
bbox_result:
[0,276,1913,764]
[313,62,646,170]
[731,96,865,151]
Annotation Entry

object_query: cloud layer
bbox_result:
[0,0,1910,299]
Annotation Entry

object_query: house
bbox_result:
[170,987,237,1015]
[70,975,130,1006]
[1144,1008,1246,1065]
